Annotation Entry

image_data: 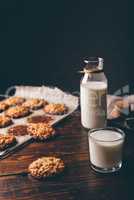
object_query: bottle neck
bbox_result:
[84,69,104,74]
[81,70,107,85]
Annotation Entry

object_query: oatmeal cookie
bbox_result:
[115,100,129,110]
[109,108,121,119]
[0,101,9,112]
[109,100,129,119]
[0,134,16,151]
[0,115,13,128]
[27,123,56,140]
[8,125,28,136]
[27,115,53,124]
[22,98,47,110]
[6,106,30,118]
[4,96,25,106]
[44,103,68,115]
[28,156,65,179]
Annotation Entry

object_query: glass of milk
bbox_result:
[80,57,107,129]
[88,127,125,173]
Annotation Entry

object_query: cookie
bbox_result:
[4,96,25,106]
[0,101,9,112]
[22,98,47,110]
[115,100,129,110]
[28,156,65,179]
[0,134,16,151]
[109,100,129,119]
[109,108,121,119]
[0,115,13,128]
[44,103,68,115]
[27,123,56,140]
[8,125,28,136]
[5,106,30,118]
[27,115,53,124]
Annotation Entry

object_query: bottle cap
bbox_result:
[79,57,104,74]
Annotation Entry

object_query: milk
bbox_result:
[80,81,107,129]
[89,130,124,170]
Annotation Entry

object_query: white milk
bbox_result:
[80,81,107,129]
[89,130,124,169]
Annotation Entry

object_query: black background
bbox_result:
[0,0,132,94]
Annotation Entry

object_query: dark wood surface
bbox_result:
[0,111,133,200]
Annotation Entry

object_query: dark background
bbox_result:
[0,0,131,94]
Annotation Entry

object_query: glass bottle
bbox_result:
[80,57,108,129]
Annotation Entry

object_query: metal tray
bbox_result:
[0,86,79,159]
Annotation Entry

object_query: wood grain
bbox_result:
[0,111,133,200]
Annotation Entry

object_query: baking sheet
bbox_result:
[0,85,79,159]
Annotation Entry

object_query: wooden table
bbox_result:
[0,111,133,200]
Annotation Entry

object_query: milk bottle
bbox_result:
[80,57,107,129]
